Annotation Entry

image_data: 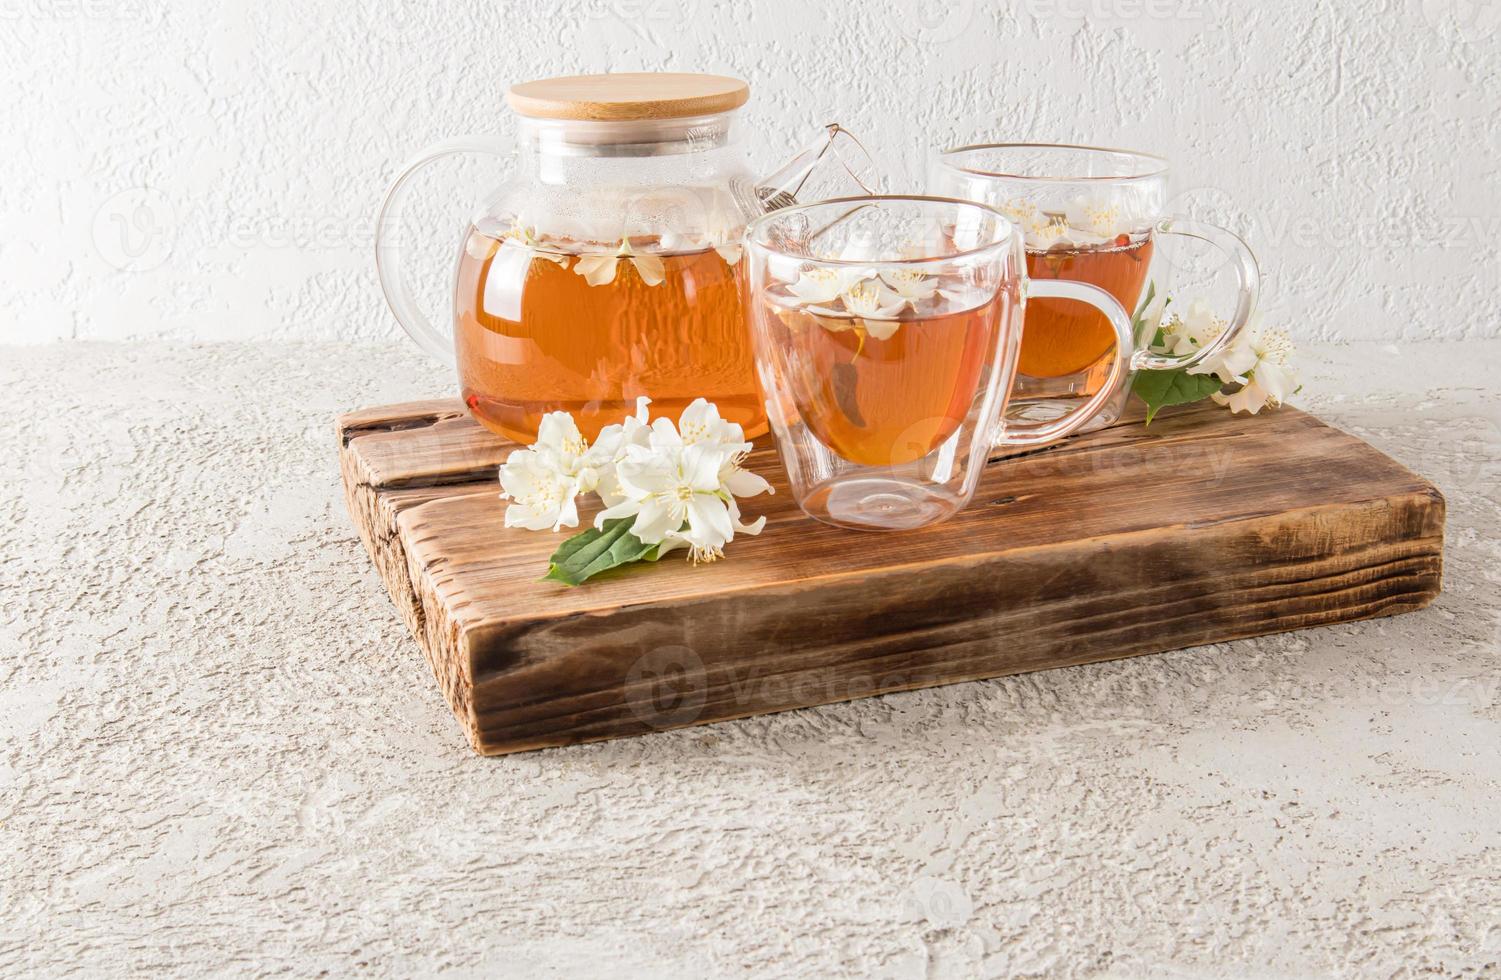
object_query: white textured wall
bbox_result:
[2,0,1497,346]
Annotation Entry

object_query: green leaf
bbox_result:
[543,518,663,586]
[1132,280,1157,324]
[1130,281,1170,349]
[1132,368,1225,425]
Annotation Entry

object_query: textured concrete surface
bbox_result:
[2,340,1499,977]
[4,0,1498,346]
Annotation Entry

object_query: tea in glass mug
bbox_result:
[765,287,1004,467]
[743,196,1138,531]
[929,144,1261,430]
[376,72,881,443]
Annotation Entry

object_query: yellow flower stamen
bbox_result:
[689,544,723,565]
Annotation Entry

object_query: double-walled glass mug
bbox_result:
[743,196,1137,531]
[375,72,881,444]
[928,144,1260,430]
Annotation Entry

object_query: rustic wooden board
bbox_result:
[337,400,1444,756]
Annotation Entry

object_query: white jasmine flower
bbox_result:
[535,412,611,487]
[657,229,691,252]
[1136,293,1301,419]
[497,411,616,531]
[505,218,544,247]
[1162,299,1232,360]
[785,267,864,306]
[1161,300,1300,414]
[573,238,666,287]
[1061,196,1148,245]
[1213,376,1276,414]
[840,281,906,340]
[1135,289,1169,346]
[841,280,905,317]
[994,197,1072,248]
[594,443,733,563]
[1210,321,1298,414]
[572,251,616,286]
[498,448,585,532]
[879,267,939,308]
[1183,306,1259,383]
[719,460,773,505]
[665,397,749,451]
[995,197,1041,233]
[594,400,772,563]
[1027,216,1074,249]
[499,220,569,266]
[644,399,773,513]
[705,206,744,266]
[594,397,654,507]
[781,234,889,305]
[499,397,772,570]
[1064,196,1127,239]
[627,248,667,286]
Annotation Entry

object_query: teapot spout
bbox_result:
[755,124,884,213]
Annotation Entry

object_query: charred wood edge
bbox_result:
[338,405,469,447]
[336,405,500,730]
[338,407,467,646]
[454,495,1442,753]
[466,551,1442,753]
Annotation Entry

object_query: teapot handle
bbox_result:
[374,136,512,364]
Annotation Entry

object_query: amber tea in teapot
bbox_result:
[455,225,755,443]
[376,72,881,444]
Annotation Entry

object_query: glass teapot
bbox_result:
[375,72,880,443]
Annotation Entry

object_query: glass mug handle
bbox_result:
[995,280,1140,448]
[1132,216,1261,371]
[374,136,512,365]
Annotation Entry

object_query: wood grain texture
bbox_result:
[505,72,749,121]
[337,400,1444,756]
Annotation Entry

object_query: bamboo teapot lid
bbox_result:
[506,72,750,121]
